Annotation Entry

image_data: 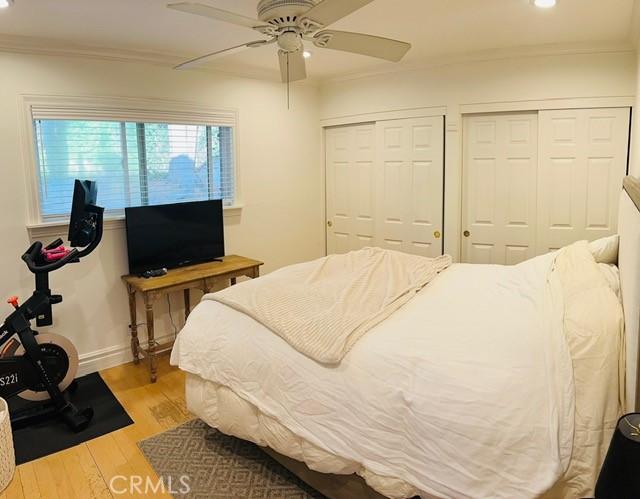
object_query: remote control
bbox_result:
[142,268,168,278]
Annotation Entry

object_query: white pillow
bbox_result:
[589,234,619,265]
[598,263,622,302]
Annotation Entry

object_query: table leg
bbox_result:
[144,294,157,383]
[127,286,140,364]
[184,289,191,322]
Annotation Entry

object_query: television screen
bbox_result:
[125,200,224,275]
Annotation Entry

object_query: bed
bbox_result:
[170,176,640,499]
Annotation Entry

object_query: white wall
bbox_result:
[0,53,323,373]
[320,51,637,260]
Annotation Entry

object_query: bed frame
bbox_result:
[255,177,640,499]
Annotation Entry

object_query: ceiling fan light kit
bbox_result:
[167,0,412,84]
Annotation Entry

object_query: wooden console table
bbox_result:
[122,255,263,382]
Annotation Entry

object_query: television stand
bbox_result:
[121,255,263,382]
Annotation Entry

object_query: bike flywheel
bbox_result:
[12,333,80,402]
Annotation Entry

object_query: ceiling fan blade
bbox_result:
[313,30,411,62]
[175,40,270,70]
[278,49,307,83]
[303,0,373,27]
[167,2,262,29]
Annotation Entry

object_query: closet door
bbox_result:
[375,117,445,257]
[537,108,631,252]
[462,113,539,264]
[325,124,376,254]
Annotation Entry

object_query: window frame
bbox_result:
[20,94,241,232]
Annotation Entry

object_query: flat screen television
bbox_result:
[125,199,224,275]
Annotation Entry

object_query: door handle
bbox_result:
[463,230,470,237]
[327,221,333,228]
[433,231,441,239]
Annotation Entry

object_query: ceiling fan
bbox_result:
[167,0,412,83]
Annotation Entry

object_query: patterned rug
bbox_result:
[138,419,325,498]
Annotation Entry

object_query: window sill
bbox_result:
[26,205,243,240]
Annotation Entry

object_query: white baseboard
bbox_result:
[77,333,177,377]
[77,344,133,377]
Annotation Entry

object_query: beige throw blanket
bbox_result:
[205,247,452,363]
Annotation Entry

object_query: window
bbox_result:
[33,119,235,218]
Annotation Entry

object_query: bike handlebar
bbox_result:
[21,241,80,274]
[20,205,104,275]
[23,241,42,262]
[45,238,64,251]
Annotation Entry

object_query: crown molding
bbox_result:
[0,33,308,84]
[0,33,182,65]
[320,40,636,84]
[0,33,633,86]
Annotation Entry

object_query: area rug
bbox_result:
[10,372,133,464]
[138,419,325,498]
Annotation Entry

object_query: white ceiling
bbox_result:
[0,0,636,81]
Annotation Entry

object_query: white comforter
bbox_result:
[208,248,451,363]
[171,246,621,498]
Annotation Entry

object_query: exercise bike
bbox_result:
[0,179,104,432]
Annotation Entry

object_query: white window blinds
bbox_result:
[31,106,236,219]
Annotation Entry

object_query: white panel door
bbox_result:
[375,117,445,257]
[462,113,539,264]
[325,124,376,254]
[537,108,630,253]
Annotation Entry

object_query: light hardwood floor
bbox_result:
[0,356,189,499]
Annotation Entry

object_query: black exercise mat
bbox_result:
[8,372,133,464]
